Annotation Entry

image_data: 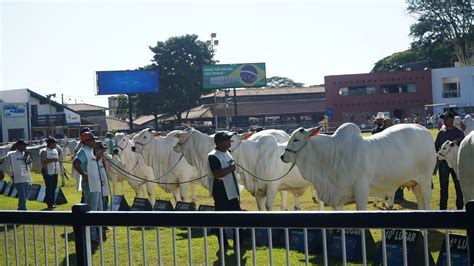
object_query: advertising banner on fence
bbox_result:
[203,63,266,89]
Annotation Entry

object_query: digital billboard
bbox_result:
[203,63,266,90]
[95,70,159,95]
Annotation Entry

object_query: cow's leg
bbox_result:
[171,186,182,202]
[191,183,197,203]
[372,197,379,207]
[280,191,288,211]
[60,171,66,187]
[256,194,266,211]
[294,196,302,211]
[180,183,190,202]
[146,181,155,206]
[354,186,369,211]
[311,186,318,204]
[265,189,278,211]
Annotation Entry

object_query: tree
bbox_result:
[266,76,304,88]
[135,34,214,123]
[115,94,130,120]
[407,0,473,66]
[371,41,456,72]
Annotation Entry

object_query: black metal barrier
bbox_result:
[1,201,473,265]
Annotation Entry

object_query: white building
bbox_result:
[0,89,82,142]
[431,66,474,115]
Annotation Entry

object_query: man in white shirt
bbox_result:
[40,137,60,209]
[2,139,33,210]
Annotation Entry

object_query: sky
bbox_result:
[1,0,416,108]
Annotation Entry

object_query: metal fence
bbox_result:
[1,202,473,266]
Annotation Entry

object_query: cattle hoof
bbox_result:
[61,183,65,187]
[312,197,318,203]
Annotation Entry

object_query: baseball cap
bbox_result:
[81,132,98,142]
[15,139,29,146]
[45,136,58,145]
[214,131,233,145]
[440,111,455,119]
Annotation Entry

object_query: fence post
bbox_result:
[466,200,474,266]
[72,203,90,266]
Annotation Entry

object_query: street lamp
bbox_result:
[208,33,220,130]
[207,33,219,63]
[46,93,56,132]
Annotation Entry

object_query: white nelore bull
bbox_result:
[131,129,201,203]
[113,133,156,205]
[281,123,436,210]
[437,132,474,204]
[454,115,474,136]
[173,127,318,210]
[229,133,314,211]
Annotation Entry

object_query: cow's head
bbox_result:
[437,140,459,169]
[173,127,194,153]
[228,132,250,152]
[113,133,130,155]
[131,128,158,153]
[280,126,322,163]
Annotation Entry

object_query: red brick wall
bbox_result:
[324,70,432,124]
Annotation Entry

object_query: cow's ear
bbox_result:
[241,132,254,140]
[309,125,323,138]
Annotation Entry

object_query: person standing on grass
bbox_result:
[2,139,33,210]
[73,131,102,243]
[207,131,241,256]
[435,111,465,210]
[40,136,60,209]
[94,141,110,211]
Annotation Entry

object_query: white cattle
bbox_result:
[437,132,474,204]
[229,133,314,211]
[113,133,155,205]
[173,127,316,210]
[58,139,78,157]
[131,129,201,203]
[281,123,436,210]
[454,115,474,136]
[102,154,127,195]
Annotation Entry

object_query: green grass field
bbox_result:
[0,129,466,265]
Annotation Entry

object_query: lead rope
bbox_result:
[103,155,207,185]
[233,161,296,182]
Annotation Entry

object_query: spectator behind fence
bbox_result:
[2,139,33,210]
[435,111,465,210]
[40,137,60,209]
[73,132,102,244]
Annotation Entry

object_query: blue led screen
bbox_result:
[96,70,159,95]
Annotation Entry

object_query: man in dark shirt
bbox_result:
[208,131,241,256]
[371,112,385,134]
[435,111,465,210]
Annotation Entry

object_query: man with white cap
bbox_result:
[371,112,385,134]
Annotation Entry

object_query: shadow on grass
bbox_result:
[213,243,251,266]
[0,224,16,232]
[60,253,77,266]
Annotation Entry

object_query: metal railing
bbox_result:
[1,202,473,266]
